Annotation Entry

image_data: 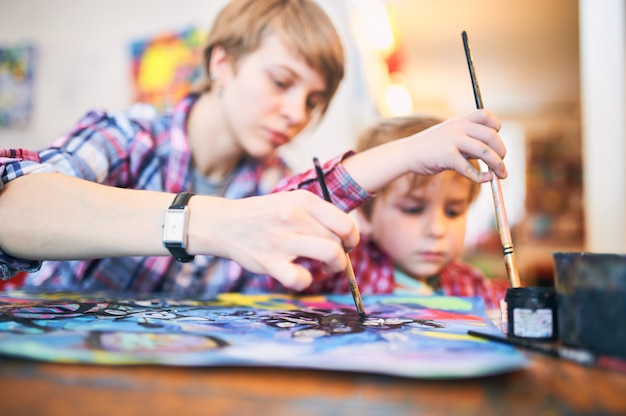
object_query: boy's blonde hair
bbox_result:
[357,115,481,218]
[197,0,344,119]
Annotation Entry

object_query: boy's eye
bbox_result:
[445,209,462,218]
[400,205,424,215]
[445,205,467,218]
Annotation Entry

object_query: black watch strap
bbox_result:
[170,192,194,209]
[163,192,195,263]
[164,244,195,263]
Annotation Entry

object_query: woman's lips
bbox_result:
[268,130,289,147]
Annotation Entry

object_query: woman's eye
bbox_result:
[272,76,291,89]
[306,98,320,111]
[306,96,325,112]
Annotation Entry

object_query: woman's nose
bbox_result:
[281,91,310,127]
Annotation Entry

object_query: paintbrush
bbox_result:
[462,30,521,288]
[467,330,626,374]
[313,157,367,319]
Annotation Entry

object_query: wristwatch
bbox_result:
[162,192,195,263]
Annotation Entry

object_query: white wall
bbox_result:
[579,0,626,252]
[0,0,361,172]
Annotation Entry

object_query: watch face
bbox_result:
[163,208,188,245]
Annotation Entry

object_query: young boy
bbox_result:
[298,115,505,310]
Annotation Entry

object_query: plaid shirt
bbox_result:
[0,149,57,279]
[1,101,501,306]
[273,172,505,309]
[0,94,320,296]
[312,238,505,309]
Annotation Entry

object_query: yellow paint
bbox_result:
[381,296,473,311]
[212,293,300,310]
[418,330,478,341]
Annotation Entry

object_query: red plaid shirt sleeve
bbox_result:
[289,238,396,295]
[272,152,370,213]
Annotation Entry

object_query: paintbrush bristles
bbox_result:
[343,255,367,319]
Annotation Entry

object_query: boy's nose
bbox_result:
[423,212,447,237]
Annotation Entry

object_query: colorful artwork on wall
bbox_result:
[130,27,203,111]
[0,44,36,128]
[0,291,527,379]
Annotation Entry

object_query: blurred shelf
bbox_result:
[465,241,584,287]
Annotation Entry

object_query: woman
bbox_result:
[2,0,345,296]
[0,0,508,297]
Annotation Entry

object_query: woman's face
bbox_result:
[218,34,328,159]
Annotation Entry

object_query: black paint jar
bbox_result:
[505,287,558,342]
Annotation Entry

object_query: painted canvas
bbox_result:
[130,27,203,111]
[0,44,36,128]
[0,291,527,379]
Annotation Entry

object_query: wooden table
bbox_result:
[2,351,625,416]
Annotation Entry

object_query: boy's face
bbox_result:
[362,172,473,279]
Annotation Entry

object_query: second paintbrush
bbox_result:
[313,157,367,319]
[462,30,521,288]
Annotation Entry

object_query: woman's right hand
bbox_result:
[188,190,359,291]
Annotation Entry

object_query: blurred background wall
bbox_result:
[0,0,624,285]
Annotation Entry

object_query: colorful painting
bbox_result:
[130,27,203,110]
[0,44,36,128]
[0,291,527,379]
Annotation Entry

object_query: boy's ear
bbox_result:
[354,208,373,238]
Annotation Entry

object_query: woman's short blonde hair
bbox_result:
[198,0,344,118]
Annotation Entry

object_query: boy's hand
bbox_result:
[404,109,507,182]
[342,109,508,194]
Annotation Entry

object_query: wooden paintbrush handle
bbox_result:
[490,176,521,287]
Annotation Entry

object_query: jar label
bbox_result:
[512,308,553,338]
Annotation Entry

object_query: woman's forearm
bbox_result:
[0,173,172,260]
[0,172,359,291]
